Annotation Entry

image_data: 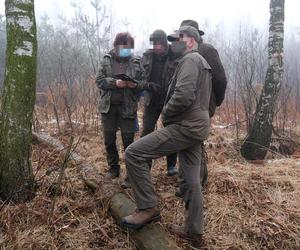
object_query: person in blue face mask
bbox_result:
[118,47,132,57]
[95,32,145,188]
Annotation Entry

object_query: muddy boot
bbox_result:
[107,164,120,179]
[168,224,203,248]
[122,207,161,230]
[120,177,131,189]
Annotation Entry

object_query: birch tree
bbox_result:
[0,0,37,201]
[241,0,285,160]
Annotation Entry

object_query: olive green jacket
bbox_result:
[162,50,212,140]
[95,52,144,119]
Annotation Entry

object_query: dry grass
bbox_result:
[0,124,299,249]
[0,139,134,249]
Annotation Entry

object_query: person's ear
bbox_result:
[186,37,193,48]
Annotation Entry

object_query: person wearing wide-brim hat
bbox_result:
[172,19,227,196]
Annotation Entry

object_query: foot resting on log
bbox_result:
[121,207,161,230]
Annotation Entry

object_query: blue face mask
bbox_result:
[119,48,132,57]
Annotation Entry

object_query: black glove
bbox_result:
[148,82,161,94]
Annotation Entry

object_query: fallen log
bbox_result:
[32,132,98,191]
[33,132,179,248]
[110,193,180,250]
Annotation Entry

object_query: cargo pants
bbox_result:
[125,124,204,234]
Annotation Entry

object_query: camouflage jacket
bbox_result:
[142,48,179,107]
[95,52,144,119]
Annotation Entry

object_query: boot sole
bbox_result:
[121,213,161,230]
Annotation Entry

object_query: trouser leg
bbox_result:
[179,144,203,235]
[121,131,135,181]
[178,141,208,193]
[167,153,177,169]
[141,106,162,169]
[141,106,161,137]
[142,106,178,172]
[200,142,208,187]
[103,130,120,174]
[125,124,199,209]
[101,106,120,174]
[121,132,135,150]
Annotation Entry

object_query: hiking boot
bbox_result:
[107,165,120,179]
[120,177,131,189]
[122,207,161,230]
[167,165,178,176]
[168,224,203,248]
[175,188,185,198]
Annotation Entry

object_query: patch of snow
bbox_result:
[18,15,33,33]
[213,125,227,129]
[8,6,27,14]
[7,14,33,34]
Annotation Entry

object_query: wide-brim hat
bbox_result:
[167,25,201,43]
[180,19,204,36]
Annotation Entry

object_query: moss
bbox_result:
[0,0,37,201]
[241,0,285,160]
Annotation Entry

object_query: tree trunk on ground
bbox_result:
[0,0,37,201]
[32,132,98,191]
[110,193,180,250]
[241,0,285,160]
[32,133,178,248]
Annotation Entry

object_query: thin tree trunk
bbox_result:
[241,0,285,160]
[0,0,37,201]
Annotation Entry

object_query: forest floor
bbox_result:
[0,111,300,250]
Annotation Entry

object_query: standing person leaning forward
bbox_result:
[96,32,156,188]
[121,26,212,248]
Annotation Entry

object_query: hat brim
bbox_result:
[167,30,204,42]
[199,30,205,36]
[167,33,179,42]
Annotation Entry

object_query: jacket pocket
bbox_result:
[99,91,111,114]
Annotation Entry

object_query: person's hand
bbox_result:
[116,79,126,88]
[126,81,137,89]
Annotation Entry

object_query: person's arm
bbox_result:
[163,57,199,117]
[125,57,161,94]
[95,57,118,90]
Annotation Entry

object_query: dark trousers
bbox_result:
[101,105,135,171]
[142,105,177,168]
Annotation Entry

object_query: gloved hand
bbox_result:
[147,82,161,94]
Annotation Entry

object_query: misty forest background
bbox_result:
[0,0,299,136]
[0,0,300,249]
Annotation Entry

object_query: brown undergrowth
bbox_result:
[0,124,299,249]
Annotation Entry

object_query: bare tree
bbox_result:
[241,0,285,160]
[0,0,37,201]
